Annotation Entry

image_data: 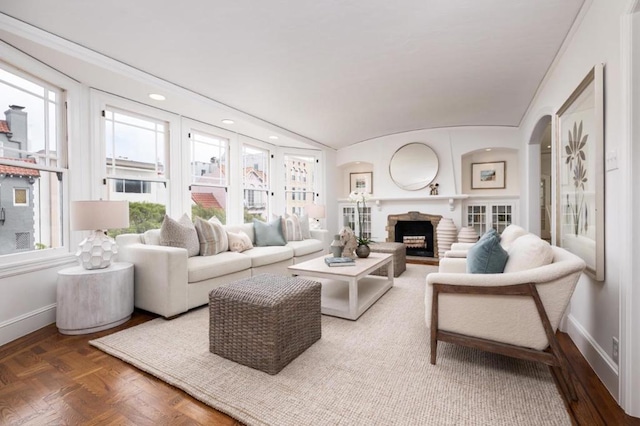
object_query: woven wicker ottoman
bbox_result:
[370,242,406,277]
[209,273,321,375]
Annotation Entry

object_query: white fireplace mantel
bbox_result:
[338,194,468,211]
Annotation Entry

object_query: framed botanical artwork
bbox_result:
[471,161,506,189]
[555,64,605,281]
[350,172,373,194]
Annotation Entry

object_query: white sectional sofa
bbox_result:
[116,223,328,318]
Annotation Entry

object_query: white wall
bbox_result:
[519,0,629,402]
[334,127,521,239]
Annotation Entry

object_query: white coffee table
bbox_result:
[288,253,394,320]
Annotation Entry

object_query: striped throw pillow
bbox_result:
[284,214,303,241]
[194,217,229,256]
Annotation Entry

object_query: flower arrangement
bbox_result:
[348,190,372,246]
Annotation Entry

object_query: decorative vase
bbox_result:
[355,244,371,258]
[330,234,344,257]
[436,218,457,258]
[457,226,479,243]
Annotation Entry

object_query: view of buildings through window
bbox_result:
[189,130,228,224]
[242,144,270,221]
[0,64,64,256]
[284,154,317,216]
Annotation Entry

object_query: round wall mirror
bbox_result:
[389,143,439,191]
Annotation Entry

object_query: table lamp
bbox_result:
[305,203,326,229]
[71,200,130,270]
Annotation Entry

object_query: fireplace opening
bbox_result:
[395,220,434,257]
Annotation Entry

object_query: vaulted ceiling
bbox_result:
[0,1,584,150]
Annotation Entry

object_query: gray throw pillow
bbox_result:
[467,233,508,274]
[160,213,200,257]
[478,228,499,243]
[253,218,287,246]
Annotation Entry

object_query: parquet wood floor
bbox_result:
[0,310,638,425]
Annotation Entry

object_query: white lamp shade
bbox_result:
[71,200,130,231]
[305,203,326,219]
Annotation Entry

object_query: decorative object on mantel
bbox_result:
[330,234,344,258]
[349,191,373,258]
[339,216,357,259]
[436,218,457,258]
[457,226,479,243]
[429,183,439,195]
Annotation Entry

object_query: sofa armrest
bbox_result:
[450,242,475,251]
[437,258,467,274]
[117,243,189,318]
[444,250,469,258]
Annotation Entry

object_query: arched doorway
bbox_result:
[527,114,552,239]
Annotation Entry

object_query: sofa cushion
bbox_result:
[194,217,228,256]
[242,246,294,268]
[284,214,303,241]
[160,214,199,257]
[142,229,161,246]
[187,251,252,283]
[228,231,253,252]
[504,233,554,273]
[499,224,528,249]
[224,223,255,243]
[467,234,508,274]
[253,218,287,246]
[286,238,323,257]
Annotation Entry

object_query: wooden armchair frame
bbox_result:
[430,281,577,401]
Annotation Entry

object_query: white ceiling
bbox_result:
[0,0,584,150]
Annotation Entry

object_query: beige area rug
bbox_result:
[90,264,570,425]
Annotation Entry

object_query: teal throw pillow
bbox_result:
[467,234,508,274]
[478,228,499,243]
[253,218,287,246]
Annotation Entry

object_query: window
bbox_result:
[284,153,318,216]
[242,144,270,221]
[189,130,228,224]
[466,202,515,235]
[0,63,65,257]
[103,107,168,235]
[14,188,28,205]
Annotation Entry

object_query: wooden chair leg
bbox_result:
[430,285,439,365]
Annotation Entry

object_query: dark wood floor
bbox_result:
[0,311,638,425]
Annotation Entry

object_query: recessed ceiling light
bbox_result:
[547,145,551,149]
[221,119,235,125]
[485,148,492,152]
[149,93,165,101]
[269,135,279,140]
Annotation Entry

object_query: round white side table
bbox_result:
[56,262,134,335]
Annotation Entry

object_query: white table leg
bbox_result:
[348,276,358,319]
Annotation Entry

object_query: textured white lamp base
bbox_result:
[76,230,118,270]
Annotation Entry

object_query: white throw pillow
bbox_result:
[503,233,554,273]
[499,224,528,249]
[227,230,253,253]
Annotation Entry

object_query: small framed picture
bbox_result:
[471,161,506,189]
[350,172,373,194]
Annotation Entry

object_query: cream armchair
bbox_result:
[426,243,585,400]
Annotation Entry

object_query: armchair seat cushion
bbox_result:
[188,251,252,283]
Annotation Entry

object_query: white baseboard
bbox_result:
[565,313,619,401]
[0,304,56,347]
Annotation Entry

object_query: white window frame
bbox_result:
[280,148,324,218]
[241,137,274,220]
[0,54,72,269]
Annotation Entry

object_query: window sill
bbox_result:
[0,253,77,279]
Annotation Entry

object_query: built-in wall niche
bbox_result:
[461,148,519,195]
[339,161,374,197]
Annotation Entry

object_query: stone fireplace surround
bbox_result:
[385,212,442,259]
